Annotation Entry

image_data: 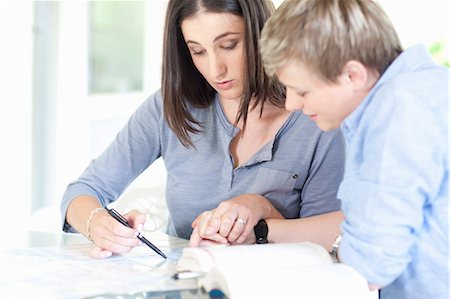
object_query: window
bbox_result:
[51,1,167,214]
[88,2,145,94]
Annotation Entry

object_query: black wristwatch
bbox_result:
[254,219,269,244]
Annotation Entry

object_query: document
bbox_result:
[177,242,378,299]
[1,232,197,298]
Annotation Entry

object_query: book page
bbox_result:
[206,263,377,299]
[177,242,377,299]
[177,242,332,273]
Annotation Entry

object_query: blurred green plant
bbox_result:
[429,41,449,67]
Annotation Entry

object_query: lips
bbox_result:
[303,111,317,121]
[216,80,234,90]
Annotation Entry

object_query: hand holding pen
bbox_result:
[106,208,167,259]
[88,208,165,259]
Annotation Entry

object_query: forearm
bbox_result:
[266,210,343,251]
[66,195,103,237]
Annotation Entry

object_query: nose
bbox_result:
[285,88,304,112]
[208,53,226,80]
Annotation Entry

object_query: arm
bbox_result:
[190,206,343,250]
[66,195,146,258]
[60,92,164,232]
[266,210,343,251]
[60,92,165,257]
[65,195,102,237]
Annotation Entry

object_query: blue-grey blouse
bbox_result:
[61,90,345,239]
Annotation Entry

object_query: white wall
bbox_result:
[379,0,449,50]
[0,1,33,248]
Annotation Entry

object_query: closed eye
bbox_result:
[190,49,205,56]
[221,42,237,50]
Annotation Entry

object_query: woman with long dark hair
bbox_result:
[61,0,345,258]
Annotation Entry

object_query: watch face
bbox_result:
[254,219,269,244]
[256,237,269,244]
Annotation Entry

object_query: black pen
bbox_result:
[106,208,167,259]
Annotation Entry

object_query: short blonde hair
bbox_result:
[260,0,403,81]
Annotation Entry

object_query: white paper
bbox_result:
[1,232,198,298]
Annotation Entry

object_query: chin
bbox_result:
[219,92,243,101]
[317,123,339,132]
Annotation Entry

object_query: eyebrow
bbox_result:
[186,32,241,45]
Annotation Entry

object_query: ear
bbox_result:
[341,60,371,91]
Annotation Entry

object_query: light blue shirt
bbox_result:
[61,91,345,239]
[338,44,449,299]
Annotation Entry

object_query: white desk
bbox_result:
[1,231,210,299]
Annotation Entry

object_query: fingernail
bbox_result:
[140,241,143,246]
[102,251,112,258]
[205,227,214,235]
[134,231,139,237]
[137,224,143,232]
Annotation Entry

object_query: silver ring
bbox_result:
[236,218,247,225]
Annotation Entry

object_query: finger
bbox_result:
[191,215,201,228]
[88,211,140,255]
[213,201,241,238]
[124,210,147,232]
[106,213,138,239]
[190,226,227,247]
[206,206,229,236]
[218,212,239,237]
[97,218,141,248]
[235,221,255,244]
[198,239,230,247]
[90,246,112,259]
[201,232,229,244]
[204,216,221,236]
[197,211,214,237]
[191,212,228,244]
[227,218,247,242]
[189,226,202,247]
[94,235,138,254]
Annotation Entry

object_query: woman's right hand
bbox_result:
[88,209,146,259]
[190,194,284,246]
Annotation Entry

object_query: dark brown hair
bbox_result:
[162,0,285,147]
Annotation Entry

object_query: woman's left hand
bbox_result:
[190,194,283,246]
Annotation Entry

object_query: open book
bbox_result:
[177,242,377,299]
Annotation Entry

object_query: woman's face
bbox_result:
[181,11,246,102]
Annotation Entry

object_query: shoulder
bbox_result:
[379,64,447,108]
[127,89,165,127]
[371,66,447,132]
[142,89,164,110]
